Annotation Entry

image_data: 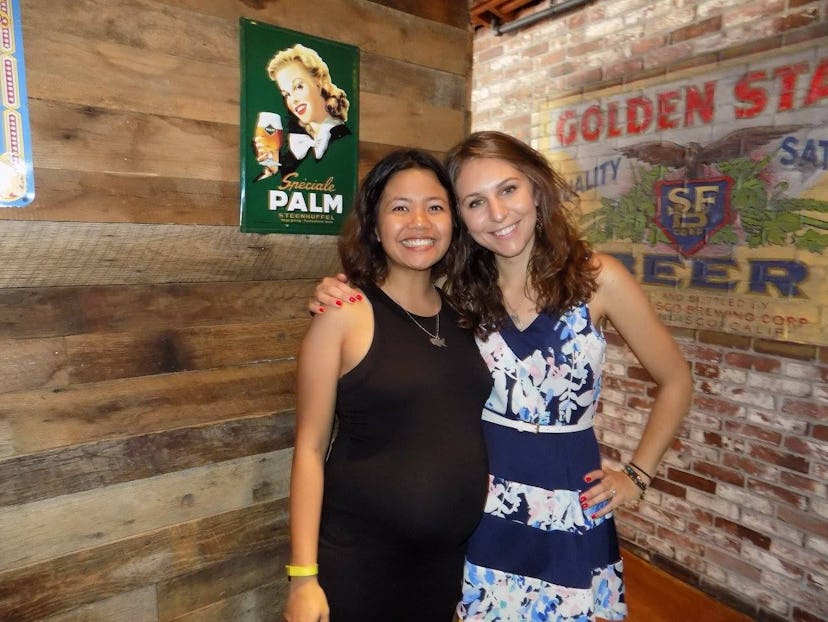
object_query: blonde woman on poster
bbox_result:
[253,43,351,181]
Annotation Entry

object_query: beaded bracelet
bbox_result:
[629,461,653,482]
[623,464,648,499]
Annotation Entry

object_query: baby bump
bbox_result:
[323,438,488,547]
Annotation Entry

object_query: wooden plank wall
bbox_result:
[0,1,471,619]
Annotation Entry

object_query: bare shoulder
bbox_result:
[303,288,371,346]
[588,253,635,322]
[591,252,630,287]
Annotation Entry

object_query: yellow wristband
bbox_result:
[286,563,319,578]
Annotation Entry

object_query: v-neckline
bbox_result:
[508,312,541,333]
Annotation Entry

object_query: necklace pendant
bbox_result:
[429,336,447,348]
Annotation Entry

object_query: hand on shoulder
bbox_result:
[308,273,362,314]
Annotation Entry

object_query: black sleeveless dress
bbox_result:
[317,283,491,622]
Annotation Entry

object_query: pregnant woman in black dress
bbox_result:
[284,150,491,622]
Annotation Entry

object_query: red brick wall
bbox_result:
[471,2,828,620]
[604,327,827,621]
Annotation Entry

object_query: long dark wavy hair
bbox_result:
[338,149,458,288]
[442,131,598,337]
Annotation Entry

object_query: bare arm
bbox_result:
[284,312,345,621]
[583,253,693,517]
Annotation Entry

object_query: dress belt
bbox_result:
[481,409,594,434]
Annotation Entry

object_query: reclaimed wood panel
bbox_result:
[0,361,296,458]
[0,412,295,507]
[0,170,242,225]
[0,336,68,393]
[41,587,158,622]
[25,34,465,127]
[0,281,313,340]
[371,0,470,28]
[164,582,282,622]
[153,0,469,75]
[28,96,459,183]
[0,448,292,572]
[25,30,239,125]
[66,319,307,383]
[0,319,306,392]
[157,550,281,621]
[0,221,340,287]
[362,52,467,111]
[0,499,289,621]
[362,93,467,153]
[30,100,238,182]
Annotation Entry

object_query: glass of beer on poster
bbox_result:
[254,111,283,181]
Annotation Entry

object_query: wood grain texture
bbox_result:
[0,319,306,392]
[0,336,68,393]
[0,412,295,507]
[25,29,465,125]
[30,100,238,181]
[360,52,467,111]
[370,0,470,28]
[163,582,283,622]
[157,550,281,621]
[0,360,296,458]
[0,499,289,621]
[66,319,307,383]
[0,280,314,340]
[0,221,341,287]
[27,96,460,186]
[0,449,292,572]
[0,169,242,225]
[623,549,752,622]
[40,587,158,622]
[152,0,469,75]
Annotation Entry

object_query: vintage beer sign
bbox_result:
[539,44,828,344]
[0,0,34,208]
[239,19,359,235]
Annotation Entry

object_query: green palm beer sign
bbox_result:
[239,19,359,235]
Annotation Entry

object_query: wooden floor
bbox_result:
[623,550,752,622]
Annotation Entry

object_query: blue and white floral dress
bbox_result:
[458,303,627,622]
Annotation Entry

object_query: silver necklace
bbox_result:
[383,287,446,348]
[504,298,533,330]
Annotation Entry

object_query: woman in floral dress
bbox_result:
[443,132,691,621]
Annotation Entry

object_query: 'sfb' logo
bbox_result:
[654,177,734,256]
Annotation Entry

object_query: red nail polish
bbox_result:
[579,496,586,502]
[318,307,325,313]
[585,476,592,483]
[349,296,356,303]
[591,514,597,519]
[335,300,342,306]
[356,294,363,301]
[581,503,587,509]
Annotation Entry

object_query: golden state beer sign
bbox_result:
[0,0,34,208]
[239,19,359,235]
[539,43,828,345]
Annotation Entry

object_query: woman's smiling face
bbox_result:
[454,157,538,262]
[275,61,328,126]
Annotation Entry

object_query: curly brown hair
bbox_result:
[338,149,459,288]
[441,131,598,338]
